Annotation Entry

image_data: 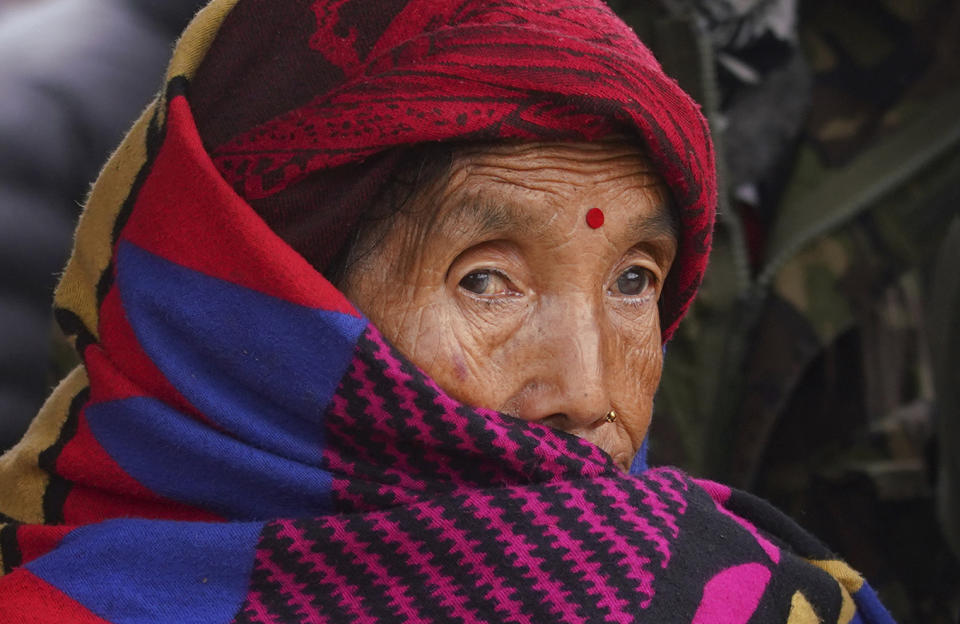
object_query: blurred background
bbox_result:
[0,0,206,447]
[607,0,960,620]
[1,0,957,621]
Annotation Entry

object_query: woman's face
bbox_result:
[342,140,677,471]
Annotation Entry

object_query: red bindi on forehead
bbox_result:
[585,207,605,229]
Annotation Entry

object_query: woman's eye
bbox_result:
[459,269,513,295]
[615,266,653,297]
[456,267,520,299]
[459,271,491,294]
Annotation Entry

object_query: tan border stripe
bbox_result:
[0,368,88,524]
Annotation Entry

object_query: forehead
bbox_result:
[427,140,676,242]
[452,140,659,191]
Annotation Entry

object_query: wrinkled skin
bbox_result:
[343,140,677,471]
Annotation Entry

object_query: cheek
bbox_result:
[610,311,664,420]
[382,297,511,405]
[347,267,446,371]
[413,317,523,410]
[351,269,525,411]
[622,334,663,396]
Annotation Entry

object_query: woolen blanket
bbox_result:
[0,0,894,621]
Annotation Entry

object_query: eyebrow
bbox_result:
[435,193,678,245]
[435,195,542,241]
[626,202,678,242]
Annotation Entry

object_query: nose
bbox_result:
[509,298,611,430]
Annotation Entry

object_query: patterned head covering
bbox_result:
[187,0,717,341]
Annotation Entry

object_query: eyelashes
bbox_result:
[457,264,657,305]
[611,265,654,299]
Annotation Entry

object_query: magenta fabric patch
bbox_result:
[696,478,782,564]
[692,563,772,624]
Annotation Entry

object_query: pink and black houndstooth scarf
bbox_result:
[0,0,893,621]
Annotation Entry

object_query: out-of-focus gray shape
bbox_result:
[0,0,205,450]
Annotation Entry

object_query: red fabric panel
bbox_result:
[120,95,359,318]
[15,525,73,566]
[0,569,111,624]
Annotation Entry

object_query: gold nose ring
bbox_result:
[605,410,618,423]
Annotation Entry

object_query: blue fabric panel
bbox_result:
[86,397,334,519]
[629,436,649,475]
[853,584,897,624]
[28,519,262,624]
[116,241,367,465]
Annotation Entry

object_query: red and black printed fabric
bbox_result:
[0,0,894,622]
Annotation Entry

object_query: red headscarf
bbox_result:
[189,0,716,340]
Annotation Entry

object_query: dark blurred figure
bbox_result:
[0,0,206,450]
[929,218,960,561]
[623,0,960,621]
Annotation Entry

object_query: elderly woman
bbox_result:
[0,0,894,622]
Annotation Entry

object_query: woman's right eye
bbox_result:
[459,269,517,296]
[459,270,493,294]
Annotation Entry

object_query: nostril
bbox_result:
[541,412,605,431]
[542,413,567,426]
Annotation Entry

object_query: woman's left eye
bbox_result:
[614,266,653,297]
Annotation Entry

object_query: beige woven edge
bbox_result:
[0,367,89,525]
